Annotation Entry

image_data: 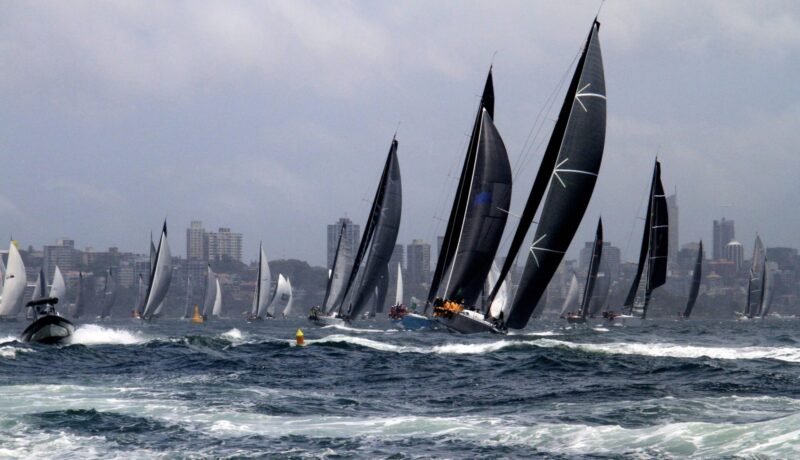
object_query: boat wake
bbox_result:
[322,324,397,334]
[68,324,147,346]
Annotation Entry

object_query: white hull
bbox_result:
[605,314,644,326]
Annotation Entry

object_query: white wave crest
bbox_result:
[313,335,529,355]
[0,335,18,345]
[535,339,800,363]
[69,324,147,345]
[323,324,397,334]
[0,346,33,359]
[221,328,244,341]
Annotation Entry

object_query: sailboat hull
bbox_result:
[435,310,504,334]
[20,315,75,344]
[604,314,643,326]
[399,313,432,330]
[310,315,345,327]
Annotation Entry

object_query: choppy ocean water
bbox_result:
[1,316,800,459]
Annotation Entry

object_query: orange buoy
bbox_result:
[295,328,305,346]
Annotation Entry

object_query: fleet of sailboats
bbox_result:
[2,14,786,337]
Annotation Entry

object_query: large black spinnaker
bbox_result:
[502,21,607,329]
[427,68,512,309]
[682,241,703,318]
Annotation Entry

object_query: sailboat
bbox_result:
[567,219,603,324]
[426,67,512,334]
[680,241,703,319]
[389,263,413,322]
[606,160,668,325]
[560,273,580,319]
[312,137,402,326]
[309,222,351,325]
[267,274,292,318]
[98,268,117,319]
[211,278,223,318]
[248,243,272,321]
[738,235,766,320]
[336,137,402,324]
[141,221,173,321]
[281,278,295,317]
[202,264,216,320]
[132,274,144,318]
[486,20,606,332]
[0,240,26,321]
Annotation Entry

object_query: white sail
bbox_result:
[488,262,510,319]
[212,278,223,317]
[0,241,27,317]
[142,222,173,319]
[268,274,291,318]
[153,299,167,317]
[559,273,580,316]
[394,263,403,306]
[49,266,66,301]
[202,265,216,317]
[253,244,272,317]
[282,278,294,317]
[0,254,6,294]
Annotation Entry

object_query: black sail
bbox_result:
[745,235,765,318]
[505,21,606,329]
[579,218,603,318]
[342,139,402,318]
[443,108,512,306]
[427,70,500,308]
[682,241,703,318]
[587,260,611,317]
[624,160,669,318]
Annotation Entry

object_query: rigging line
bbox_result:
[424,133,470,249]
[510,47,580,179]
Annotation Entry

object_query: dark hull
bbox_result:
[566,316,587,324]
[436,311,505,334]
[20,315,75,344]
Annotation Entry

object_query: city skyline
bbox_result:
[1,2,798,266]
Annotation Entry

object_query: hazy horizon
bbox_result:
[2,1,798,266]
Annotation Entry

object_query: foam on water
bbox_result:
[314,334,531,355]
[3,384,800,458]
[69,324,147,345]
[535,338,800,362]
[323,324,397,334]
[220,328,244,341]
[0,346,32,359]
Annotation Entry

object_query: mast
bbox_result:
[338,138,402,319]
[254,244,272,317]
[579,218,603,318]
[101,268,117,318]
[503,21,606,329]
[682,241,703,318]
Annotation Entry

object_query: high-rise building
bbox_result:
[667,193,679,264]
[713,218,735,260]
[43,238,76,279]
[207,228,243,262]
[723,240,744,270]
[389,244,404,271]
[406,239,431,286]
[326,217,360,268]
[186,221,207,261]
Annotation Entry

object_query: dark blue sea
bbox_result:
[1,316,800,459]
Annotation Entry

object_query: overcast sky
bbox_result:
[1,1,799,266]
